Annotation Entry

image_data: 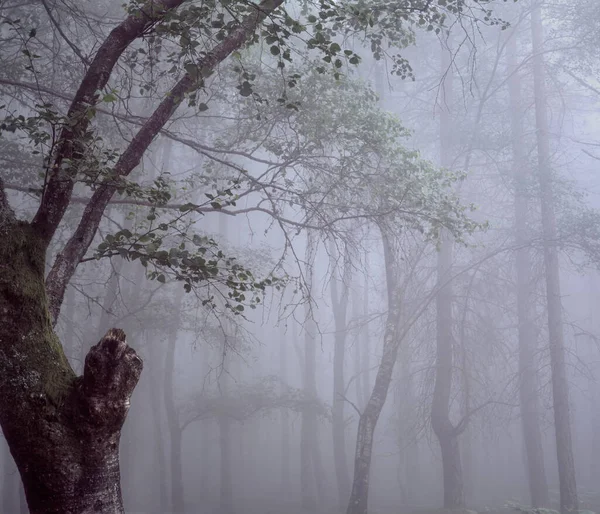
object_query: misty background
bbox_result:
[2,0,600,513]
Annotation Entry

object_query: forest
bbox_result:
[1,0,600,513]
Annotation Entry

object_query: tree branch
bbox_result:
[45,0,285,325]
[31,0,186,245]
[41,0,91,65]
[452,399,518,436]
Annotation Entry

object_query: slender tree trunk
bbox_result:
[279,326,291,496]
[301,232,318,511]
[361,270,371,407]
[432,230,464,509]
[431,44,464,510]
[164,291,185,513]
[219,414,234,514]
[147,333,168,513]
[507,29,550,509]
[330,240,352,508]
[347,230,401,514]
[530,7,578,514]
[353,285,366,412]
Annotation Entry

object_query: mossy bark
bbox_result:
[0,221,142,514]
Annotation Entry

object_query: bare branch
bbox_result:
[41,0,91,65]
[45,0,285,325]
[31,0,187,245]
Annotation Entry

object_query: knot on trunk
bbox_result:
[80,328,142,428]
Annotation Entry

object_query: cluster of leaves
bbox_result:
[204,63,480,242]
[96,221,283,313]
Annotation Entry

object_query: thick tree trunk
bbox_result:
[347,230,401,514]
[507,30,550,509]
[0,222,142,514]
[431,44,465,511]
[530,7,578,514]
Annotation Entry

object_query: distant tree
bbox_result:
[0,0,509,511]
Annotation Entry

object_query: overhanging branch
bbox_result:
[44,0,285,326]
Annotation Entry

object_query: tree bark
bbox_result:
[507,29,550,509]
[346,229,401,514]
[0,220,142,514]
[530,7,578,514]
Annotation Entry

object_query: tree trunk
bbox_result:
[530,7,579,514]
[507,29,550,509]
[279,326,291,496]
[164,291,185,513]
[432,232,464,509]
[0,221,142,514]
[146,333,169,513]
[431,44,465,511]
[330,240,352,508]
[300,231,325,511]
[218,415,234,514]
[347,230,401,514]
[361,271,371,408]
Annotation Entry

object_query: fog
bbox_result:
[2,1,600,514]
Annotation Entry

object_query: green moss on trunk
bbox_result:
[0,221,75,402]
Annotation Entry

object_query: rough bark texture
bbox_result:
[347,230,400,514]
[507,31,549,509]
[0,220,142,513]
[531,7,578,514]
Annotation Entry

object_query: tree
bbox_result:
[0,0,509,510]
[430,41,466,511]
[329,238,353,508]
[507,23,549,509]
[530,5,578,514]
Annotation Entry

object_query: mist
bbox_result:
[1,1,600,514]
